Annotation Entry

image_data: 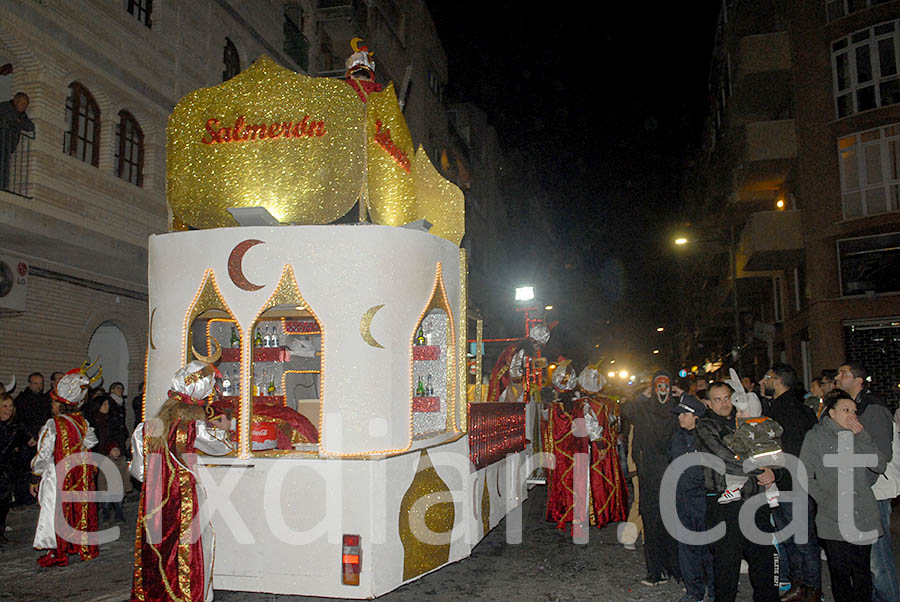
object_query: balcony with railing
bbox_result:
[0,128,33,198]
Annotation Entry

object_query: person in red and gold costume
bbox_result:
[487,324,550,403]
[130,341,235,602]
[30,361,102,567]
[545,362,627,534]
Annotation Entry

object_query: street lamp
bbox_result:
[544,305,553,311]
[656,327,664,332]
[515,286,535,301]
[652,349,660,355]
[674,237,688,245]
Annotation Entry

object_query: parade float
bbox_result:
[143,49,530,598]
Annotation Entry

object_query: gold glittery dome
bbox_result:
[167,55,465,246]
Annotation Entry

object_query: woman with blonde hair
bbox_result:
[130,342,235,602]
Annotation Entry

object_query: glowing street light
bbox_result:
[674,237,688,245]
[652,349,660,354]
[607,371,616,378]
[544,305,553,310]
[656,327,664,332]
[619,370,629,379]
[515,286,535,301]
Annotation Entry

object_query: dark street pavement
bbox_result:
[2,487,899,601]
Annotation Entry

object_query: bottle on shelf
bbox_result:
[426,374,434,396]
[270,322,279,348]
[232,369,240,395]
[254,328,262,347]
[230,326,239,348]
[267,375,276,395]
[415,376,426,397]
[416,326,426,346]
[222,374,232,396]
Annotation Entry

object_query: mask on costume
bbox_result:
[577,365,605,393]
[528,324,550,346]
[652,371,671,404]
[552,361,577,392]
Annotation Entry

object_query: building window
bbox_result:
[223,38,240,82]
[63,82,101,167]
[283,6,310,72]
[837,123,900,218]
[838,231,900,296]
[832,20,900,118]
[826,0,893,23]
[115,110,144,186]
[125,0,152,28]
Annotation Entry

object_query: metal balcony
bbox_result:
[0,128,33,198]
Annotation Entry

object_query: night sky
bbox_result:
[428,2,721,370]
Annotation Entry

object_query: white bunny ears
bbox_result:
[725,368,762,417]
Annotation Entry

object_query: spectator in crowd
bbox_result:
[13,372,48,505]
[760,364,820,602]
[0,91,34,190]
[668,394,714,602]
[800,389,886,602]
[806,377,825,416]
[131,382,144,430]
[696,381,780,602]
[106,382,129,444]
[621,369,681,586]
[820,369,837,396]
[835,362,898,602]
[0,393,28,544]
[49,372,63,395]
[84,395,129,521]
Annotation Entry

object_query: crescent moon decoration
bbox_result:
[149,307,157,350]
[228,239,265,291]
[360,304,385,348]
[351,37,362,53]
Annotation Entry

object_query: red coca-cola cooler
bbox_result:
[251,422,278,450]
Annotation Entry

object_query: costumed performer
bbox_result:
[30,361,102,567]
[620,369,681,586]
[543,360,581,532]
[487,323,550,403]
[574,363,628,529]
[130,340,235,602]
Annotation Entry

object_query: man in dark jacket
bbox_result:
[761,363,820,601]
[621,369,681,586]
[668,394,714,602]
[12,372,49,505]
[835,362,898,602]
[696,381,780,602]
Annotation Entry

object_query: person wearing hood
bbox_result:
[620,369,681,586]
[545,362,627,534]
[800,389,886,602]
[695,381,780,602]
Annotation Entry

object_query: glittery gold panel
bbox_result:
[400,450,454,581]
[481,475,490,537]
[414,147,465,246]
[167,55,365,228]
[365,83,417,226]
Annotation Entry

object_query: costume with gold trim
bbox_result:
[130,353,235,602]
